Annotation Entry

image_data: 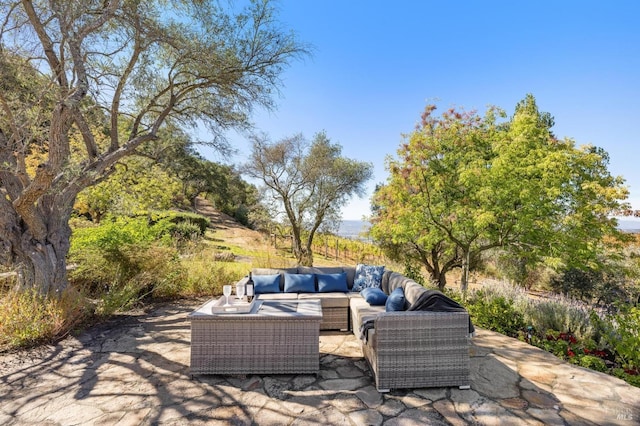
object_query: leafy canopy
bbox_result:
[371,95,629,291]
[245,131,373,265]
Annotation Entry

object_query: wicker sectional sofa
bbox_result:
[238,265,472,392]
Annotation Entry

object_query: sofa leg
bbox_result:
[458,385,471,390]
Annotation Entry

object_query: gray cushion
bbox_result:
[298,292,349,308]
[343,266,356,289]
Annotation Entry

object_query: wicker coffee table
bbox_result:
[189,299,322,375]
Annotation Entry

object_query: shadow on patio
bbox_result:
[1,300,638,425]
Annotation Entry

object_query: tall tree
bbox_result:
[0,0,305,293]
[371,95,629,292]
[74,156,183,222]
[245,131,373,265]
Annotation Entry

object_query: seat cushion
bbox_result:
[350,297,384,333]
[317,272,349,292]
[298,292,349,308]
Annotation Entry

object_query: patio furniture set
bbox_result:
[188,265,473,392]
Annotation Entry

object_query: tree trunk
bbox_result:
[0,188,73,294]
[460,248,470,294]
[299,249,313,266]
[9,208,72,295]
[433,269,447,291]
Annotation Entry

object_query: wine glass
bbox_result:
[223,285,232,306]
[236,284,245,302]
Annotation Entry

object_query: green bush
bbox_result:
[169,220,203,243]
[147,211,209,235]
[68,214,186,298]
[403,260,426,286]
[549,266,627,305]
[441,279,640,387]
[465,290,526,336]
[70,216,161,258]
[523,296,596,343]
[593,306,640,371]
[577,355,607,372]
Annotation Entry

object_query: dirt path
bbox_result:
[193,197,270,251]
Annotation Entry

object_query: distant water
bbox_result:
[337,220,371,240]
[336,218,640,239]
[615,218,640,233]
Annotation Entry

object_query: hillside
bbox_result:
[194,197,269,253]
[193,197,346,268]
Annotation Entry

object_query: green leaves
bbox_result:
[245,131,373,265]
[371,95,629,290]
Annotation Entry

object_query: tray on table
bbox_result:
[210,297,259,314]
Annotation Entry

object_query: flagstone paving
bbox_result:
[1,299,639,425]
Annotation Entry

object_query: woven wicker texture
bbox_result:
[319,307,349,330]
[189,300,322,375]
[364,311,470,391]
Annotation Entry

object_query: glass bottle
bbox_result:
[246,272,254,303]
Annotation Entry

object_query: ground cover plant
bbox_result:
[447,281,640,387]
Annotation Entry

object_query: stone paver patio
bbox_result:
[1,300,638,425]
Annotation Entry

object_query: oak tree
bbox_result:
[0,0,305,293]
[245,131,373,265]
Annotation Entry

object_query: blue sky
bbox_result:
[216,0,640,220]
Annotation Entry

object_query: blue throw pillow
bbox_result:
[352,264,385,292]
[284,273,316,293]
[317,273,348,292]
[361,287,388,306]
[386,287,406,311]
[253,274,281,294]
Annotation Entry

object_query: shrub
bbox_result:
[549,266,627,305]
[592,306,640,371]
[147,211,209,236]
[0,288,90,349]
[169,220,203,244]
[72,242,183,308]
[577,355,608,372]
[523,295,596,343]
[68,214,200,296]
[159,248,246,298]
[465,290,526,336]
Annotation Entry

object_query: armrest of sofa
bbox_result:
[372,311,471,349]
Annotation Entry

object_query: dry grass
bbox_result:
[0,287,90,351]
